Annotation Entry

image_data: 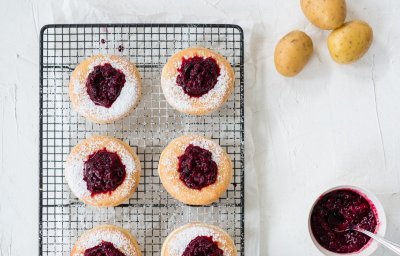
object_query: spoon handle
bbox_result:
[358,229,400,255]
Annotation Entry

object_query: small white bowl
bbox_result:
[308,185,387,256]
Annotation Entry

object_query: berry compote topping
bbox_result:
[83,148,126,196]
[310,189,378,253]
[176,56,220,97]
[182,236,223,256]
[117,45,124,52]
[84,241,125,256]
[177,144,218,190]
[86,63,126,108]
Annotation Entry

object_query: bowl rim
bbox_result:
[308,185,387,256]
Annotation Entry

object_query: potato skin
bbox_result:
[301,0,346,30]
[274,30,313,77]
[327,20,373,64]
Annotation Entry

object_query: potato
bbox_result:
[301,0,346,30]
[274,30,313,77]
[327,20,373,64]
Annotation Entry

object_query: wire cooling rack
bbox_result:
[39,24,244,255]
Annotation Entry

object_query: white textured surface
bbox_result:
[0,0,400,255]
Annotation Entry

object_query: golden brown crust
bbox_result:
[158,135,233,205]
[71,225,141,256]
[161,223,237,256]
[161,48,235,115]
[66,135,141,207]
[69,55,142,124]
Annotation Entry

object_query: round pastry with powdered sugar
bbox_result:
[65,135,141,207]
[161,223,237,256]
[161,48,235,115]
[71,225,141,256]
[69,55,141,124]
[158,135,233,205]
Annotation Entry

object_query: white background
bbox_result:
[0,0,400,255]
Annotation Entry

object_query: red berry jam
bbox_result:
[84,241,125,256]
[117,45,124,52]
[86,63,126,108]
[182,236,223,256]
[310,189,377,253]
[176,56,220,97]
[83,148,126,196]
[177,144,218,190]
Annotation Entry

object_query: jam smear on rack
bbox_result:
[177,144,218,190]
[182,236,223,256]
[310,189,377,253]
[83,148,126,196]
[84,241,126,256]
[86,63,126,108]
[176,56,220,97]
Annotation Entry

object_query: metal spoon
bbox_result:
[335,223,400,255]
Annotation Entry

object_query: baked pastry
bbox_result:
[158,135,232,205]
[161,47,235,115]
[161,223,237,256]
[71,225,141,256]
[65,135,141,207]
[69,55,141,124]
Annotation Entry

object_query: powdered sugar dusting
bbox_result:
[72,55,140,122]
[65,137,137,199]
[191,139,223,164]
[76,227,139,255]
[161,56,231,113]
[166,224,235,256]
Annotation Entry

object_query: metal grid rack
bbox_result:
[39,24,244,255]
